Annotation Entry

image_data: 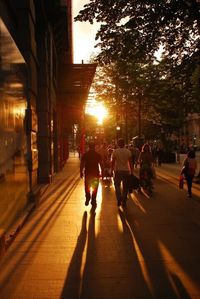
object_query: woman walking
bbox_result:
[138,143,154,194]
[182,150,197,198]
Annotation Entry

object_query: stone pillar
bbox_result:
[37,29,52,183]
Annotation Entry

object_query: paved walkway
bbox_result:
[0,156,200,298]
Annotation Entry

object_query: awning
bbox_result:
[57,63,97,124]
[58,63,97,101]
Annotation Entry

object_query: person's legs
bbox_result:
[114,171,122,205]
[91,178,99,205]
[186,175,193,197]
[84,177,91,205]
[139,168,145,187]
[122,172,129,205]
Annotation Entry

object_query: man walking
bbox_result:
[80,142,103,206]
[111,138,133,207]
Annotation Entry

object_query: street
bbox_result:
[0,156,200,299]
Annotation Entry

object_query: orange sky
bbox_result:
[72,0,100,63]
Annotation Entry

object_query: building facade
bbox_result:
[0,0,96,233]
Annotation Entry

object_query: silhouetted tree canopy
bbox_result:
[75,0,200,65]
[75,1,200,140]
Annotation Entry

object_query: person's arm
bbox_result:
[80,156,85,178]
[183,157,188,167]
[135,149,139,166]
[138,152,142,165]
[111,153,116,174]
[99,156,103,177]
[128,156,134,174]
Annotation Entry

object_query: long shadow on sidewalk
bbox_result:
[120,181,195,299]
[60,212,88,299]
[0,175,80,294]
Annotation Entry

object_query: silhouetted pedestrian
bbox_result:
[138,143,154,193]
[111,138,133,207]
[181,150,197,198]
[156,144,164,166]
[80,142,103,206]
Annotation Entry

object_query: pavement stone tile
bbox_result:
[1,157,200,299]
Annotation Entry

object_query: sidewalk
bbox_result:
[2,159,200,254]
[0,154,80,256]
[1,156,200,298]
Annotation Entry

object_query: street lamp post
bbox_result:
[116,125,121,140]
[138,92,142,138]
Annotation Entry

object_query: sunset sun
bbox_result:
[86,100,108,125]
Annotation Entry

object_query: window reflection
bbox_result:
[0,18,28,231]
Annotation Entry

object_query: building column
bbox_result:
[37,30,52,184]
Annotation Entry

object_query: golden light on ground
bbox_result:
[124,218,154,295]
[85,100,108,125]
[158,241,200,296]
[130,193,147,214]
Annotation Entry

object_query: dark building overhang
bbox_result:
[57,63,97,123]
[58,64,97,101]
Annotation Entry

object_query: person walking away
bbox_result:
[97,142,108,178]
[138,143,154,192]
[103,147,113,179]
[132,144,140,169]
[182,150,197,198]
[156,144,164,166]
[111,138,133,207]
[80,142,103,206]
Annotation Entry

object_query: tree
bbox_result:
[75,1,200,141]
[90,59,185,141]
[75,0,200,66]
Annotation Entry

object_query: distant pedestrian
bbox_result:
[181,150,197,198]
[111,138,133,207]
[131,144,140,169]
[103,147,113,179]
[80,142,103,206]
[97,142,108,178]
[138,143,154,175]
[138,143,154,193]
[156,144,164,166]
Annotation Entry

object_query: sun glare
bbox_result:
[86,100,108,125]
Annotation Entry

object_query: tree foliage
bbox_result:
[91,56,200,140]
[75,0,200,140]
[75,0,200,65]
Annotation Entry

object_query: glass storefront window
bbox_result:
[0,18,29,232]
